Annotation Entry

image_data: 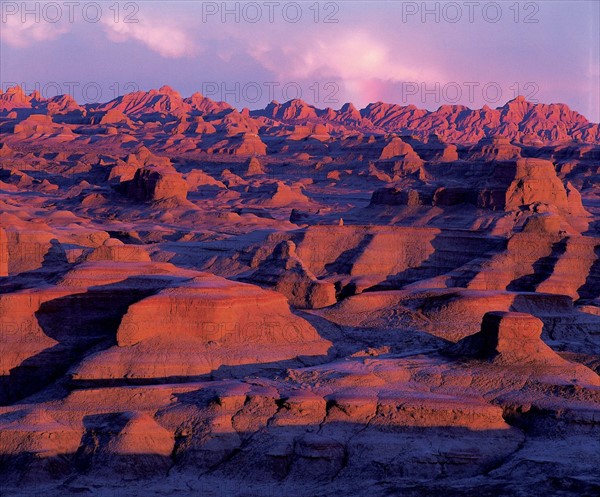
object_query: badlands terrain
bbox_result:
[0,85,599,496]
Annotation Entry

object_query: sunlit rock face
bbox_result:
[0,87,599,496]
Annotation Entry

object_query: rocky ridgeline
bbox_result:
[1,85,599,144]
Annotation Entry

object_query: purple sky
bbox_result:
[1,1,599,121]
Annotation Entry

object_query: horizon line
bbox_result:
[1,84,598,125]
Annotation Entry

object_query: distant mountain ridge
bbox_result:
[1,85,598,144]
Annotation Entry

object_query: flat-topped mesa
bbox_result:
[70,274,332,380]
[114,274,324,347]
[448,311,600,384]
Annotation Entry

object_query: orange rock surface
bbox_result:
[0,87,599,495]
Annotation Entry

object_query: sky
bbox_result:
[1,0,599,121]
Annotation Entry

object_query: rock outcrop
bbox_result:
[246,181,309,207]
[449,311,599,384]
[244,156,265,176]
[125,165,188,202]
[13,114,71,136]
[71,273,331,380]
[84,238,150,262]
[245,240,337,309]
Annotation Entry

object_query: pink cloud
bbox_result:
[101,16,198,59]
[247,31,443,105]
[0,13,70,47]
